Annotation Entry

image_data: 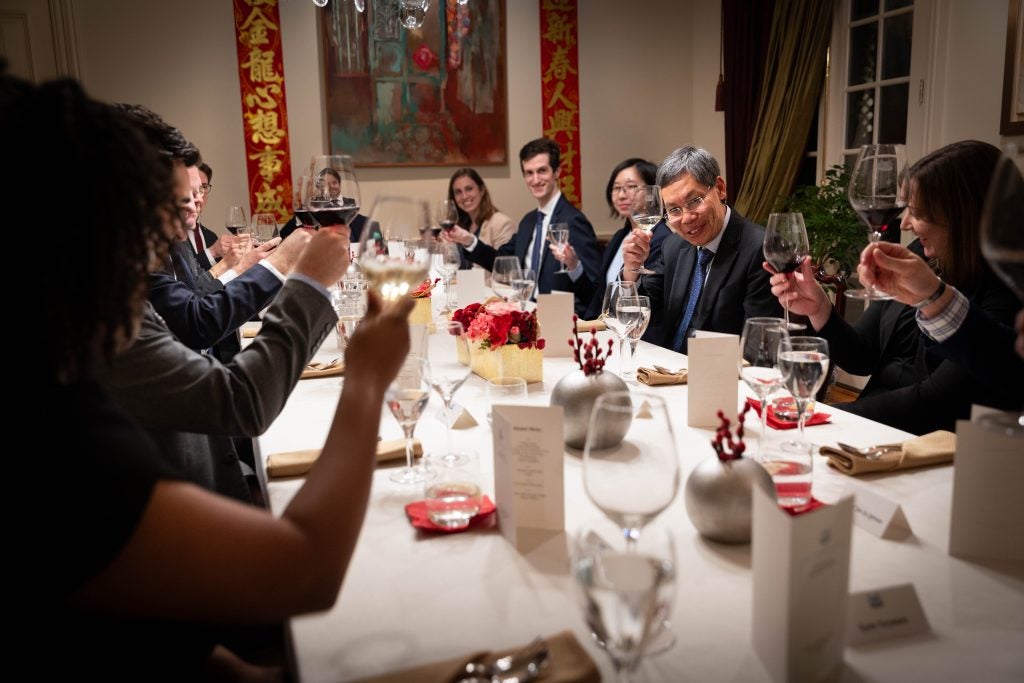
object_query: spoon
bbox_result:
[458,637,549,683]
[837,442,902,460]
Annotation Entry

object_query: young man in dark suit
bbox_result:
[447,137,601,316]
[622,145,782,352]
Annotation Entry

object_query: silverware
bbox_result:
[653,365,685,375]
[837,442,902,460]
[307,357,341,370]
[457,637,549,683]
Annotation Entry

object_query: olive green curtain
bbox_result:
[733,0,833,223]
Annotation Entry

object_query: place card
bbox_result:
[536,292,576,358]
[454,268,487,307]
[844,483,912,539]
[949,419,1024,564]
[687,331,739,428]
[752,487,853,683]
[847,584,930,646]
[437,402,478,430]
[492,404,565,552]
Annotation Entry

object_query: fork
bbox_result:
[837,442,902,460]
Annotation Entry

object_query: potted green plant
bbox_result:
[778,164,863,277]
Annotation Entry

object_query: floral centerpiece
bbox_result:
[408,277,440,326]
[451,301,545,383]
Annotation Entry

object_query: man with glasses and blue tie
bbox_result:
[621,145,781,352]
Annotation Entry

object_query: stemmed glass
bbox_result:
[738,318,789,458]
[308,155,361,229]
[512,269,536,310]
[252,213,277,246]
[846,144,907,300]
[432,241,461,314]
[359,196,432,302]
[225,205,246,235]
[599,281,639,378]
[763,212,810,331]
[437,199,459,235]
[386,355,433,485]
[630,185,663,275]
[979,152,1024,435]
[583,392,679,547]
[426,320,472,466]
[616,295,651,383]
[547,223,570,273]
[491,255,522,303]
[777,336,830,454]
[571,522,676,682]
[293,175,313,229]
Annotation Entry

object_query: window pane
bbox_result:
[795,155,819,188]
[885,0,912,10]
[843,152,860,171]
[882,13,913,79]
[851,0,879,21]
[846,89,876,148]
[848,23,878,86]
[878,83,909,143]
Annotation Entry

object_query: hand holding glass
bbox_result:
[847,144,907,300]
[763,212,810,331]
[629,186,663,275]
[359,196,431,302]
[546,223,570,273]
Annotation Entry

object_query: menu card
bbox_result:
[687,332,739,427]
[752,487,853,682]
[949,418,1024,563]
[492,404,565,552]
[454,268,487,307]
[536,292,576,358]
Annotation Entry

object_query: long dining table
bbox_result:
[254,326,1024,682]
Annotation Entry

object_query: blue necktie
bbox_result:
[672,248,714,352]
[529,210,545,276]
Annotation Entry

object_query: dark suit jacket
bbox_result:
[641,209,781,352]
[193,221,218,270]
[464,194,601,316]
[280,213,366,243]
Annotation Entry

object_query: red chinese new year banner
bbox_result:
[233,0,293,222]
[539,0,581,205]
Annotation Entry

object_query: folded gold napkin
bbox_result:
[352,630,599,683]
[822,430,956,476]
[637,366,688,386]
[574,318,606,333]
[267,438,421,478]
[241,326,260,338]
[300,359,345,379]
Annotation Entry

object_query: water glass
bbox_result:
[424,451,483,529]
[484,376,528,425]
[760,443,813,508]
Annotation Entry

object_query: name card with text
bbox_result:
[492,405,565,551]
[847,584,930,646]
[752,488,854,683]
[455,268,487,306]
[536,292,576,358]
[949,418,1024,564]
[687,332,739,428]
[845,483,912,539]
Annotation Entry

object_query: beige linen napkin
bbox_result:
[822,430,956,476]
[267,438,421,478]
[241,326,260,339]
[300,359,345,379]
[574,318,606,333]
[637,366,688,386]
[353,630,599,683]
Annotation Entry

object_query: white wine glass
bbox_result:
[846,144,907,300]
[308,155,361,229]
[386,355,433,485]
[599,280,639,378]
[738,317,789,458]
[359,196,432,302]
[629,185,663,275]
[616,295,651,383]
[547,223,570,273]
[763,212,810,331]
[777,336,830,455]
[252,212,277,246]
[426,320,472,467]
[512,268,536,311]
[491,255,522,303]
[432,241,461,314]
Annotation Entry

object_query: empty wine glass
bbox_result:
[491,255,522,303]
[308,155,361,230]
[583,392,679,547]
[225,205,246,235]
[571,522,676,682]
[359,196,432,302]
[846,144,907,300]
[777,336,830,455]
[432,241,461,314]
[546,223,570,273]
[616,295,651,383]
[426,320,472,466]
[763,212,810,331]
[512,269,536,310]
[599,281,639,378]
[630,186,663,275]
[738,317,789,458]
[386,355,433,485]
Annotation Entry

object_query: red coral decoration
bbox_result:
[570,315,613,376]
[410,278,441,299]
[712,403,753,462]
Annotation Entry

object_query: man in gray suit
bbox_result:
[622,146,781,352]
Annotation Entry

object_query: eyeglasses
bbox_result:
[198,183,212,196]
[665,185,713,221]
[611,184,640,195]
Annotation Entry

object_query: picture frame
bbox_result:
[1000,0,1024,135]
[319,0,508,167]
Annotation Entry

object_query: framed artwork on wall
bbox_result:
[1001,0,1024,135]
[320,0,508,166]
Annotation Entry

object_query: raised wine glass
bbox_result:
[764,212,810,331]
[491,255,522,304]
[437,199,459,236]
[252,213,277,246]
[547,223,570,273]
[846,144,907,300]
[386,355,433,485]
[292,175,313,230]
[225,205,246,235]
[630,185,663,275]
[432,241,461,314]
[599,280,639,379]
[358,196,432,302]
[738,317,789,459]
[426,320,472,466]
[308,155,361,230]
[616,295,651,384]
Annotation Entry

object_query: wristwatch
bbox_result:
[912,279,946,309]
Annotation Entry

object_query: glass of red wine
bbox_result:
[764,212,810,331]
[437,199,459,237]
[847,144,907,300]
[293,175,314,229]
[307,155,360,230]
[225,205,246,235]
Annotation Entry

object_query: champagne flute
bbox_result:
[738,317,789,458]
[763,212,810,331]
[777,336,830,455]
[616,295,651,383]
[547,223,570,273]
[846,144,907,300]
[491,255,522,303]
[599,281,639,378]
[386,355,433,485]
[359,196,432,302]
[426,320,473,466]
[308,155,361,229]
[225,205,246,235]
[432,241,461,314]
[629,185,663,275]
[437,199,459,235]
